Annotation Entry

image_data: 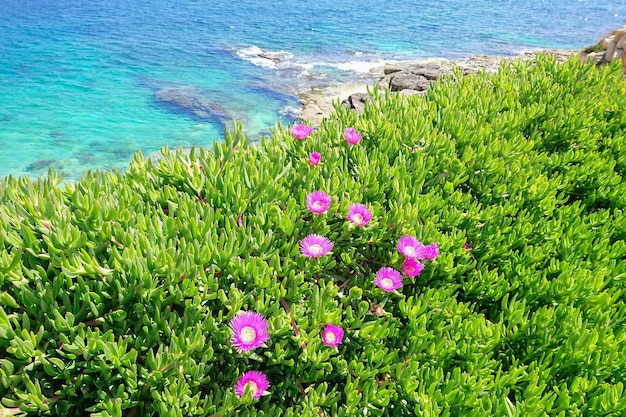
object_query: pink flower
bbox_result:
[344,127,362,145]
[308,152,321,166]
[463,242,472,250]
[322,324,344,347]
[402,258,425,277]
[230,311,269,353]
[346,203,372,226]
[291,124,313,140]
[397,236,439,261]
[421,243,439,260]
[300,234,334,258]
[306,190,332,214]
[374,267,403,292]
[397,235,424,259]
[235,370,270,399]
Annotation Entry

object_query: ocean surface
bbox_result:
[1,0,625,180]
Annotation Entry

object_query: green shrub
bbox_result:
[1,54,625,416]
[583,41,605,54]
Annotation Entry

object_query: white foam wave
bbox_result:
[318,59,393,73]
[237,45,406,83]
[280,105,302,118]
[236,45,296,70]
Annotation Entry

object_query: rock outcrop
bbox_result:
[337,50,576,116]
[579,24,626,72]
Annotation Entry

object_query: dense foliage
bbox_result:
[1,55,625,416]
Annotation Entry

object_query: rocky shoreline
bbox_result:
[146,24,626,162]
[297,49,579,126]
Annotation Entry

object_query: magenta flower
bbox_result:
[463,242,472,250]
[397,236,424,259]
[230,311,269,353]
[308,152,321,166]
[375,267,403,292]
[322,324,344,347]
[402,258,425,277]
[291,124,313,140]
[344,127,362,145]
[421,243,439,260]
[346,203,372,226]
[235,370,270,399]
[397,236,439,260]
[300,234,334,258]
[306,190,332,214]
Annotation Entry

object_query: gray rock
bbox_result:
[298,50,578,125]
[383,67,403,75]
[405,65,453,80]
[380,60,454,93]
[604,40,617,62]
[389,72,431,92]
[155,86,231,121]
[341,92,372,113]
[379,74,394,89]
[382,58,452,75]
[257,52,281,63]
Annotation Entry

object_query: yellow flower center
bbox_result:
[404,246,416,257]
[381,278,394,289]
[326,332,336,343]
[240,326,257,344]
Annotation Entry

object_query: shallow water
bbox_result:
[1,0,625,180]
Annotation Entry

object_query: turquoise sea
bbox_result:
[1,0,625,180]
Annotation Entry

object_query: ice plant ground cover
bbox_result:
[0,55,625,416]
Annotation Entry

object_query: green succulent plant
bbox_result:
[1,54,625,416]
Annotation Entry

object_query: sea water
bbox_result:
[1,0,625,180]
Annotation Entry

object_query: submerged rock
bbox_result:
[74,152,97,164]
[25,158,56,171]
[154,86,232,122]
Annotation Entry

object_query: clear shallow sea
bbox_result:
[1,0,625,180]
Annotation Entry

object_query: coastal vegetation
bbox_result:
[0,54,625,416]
